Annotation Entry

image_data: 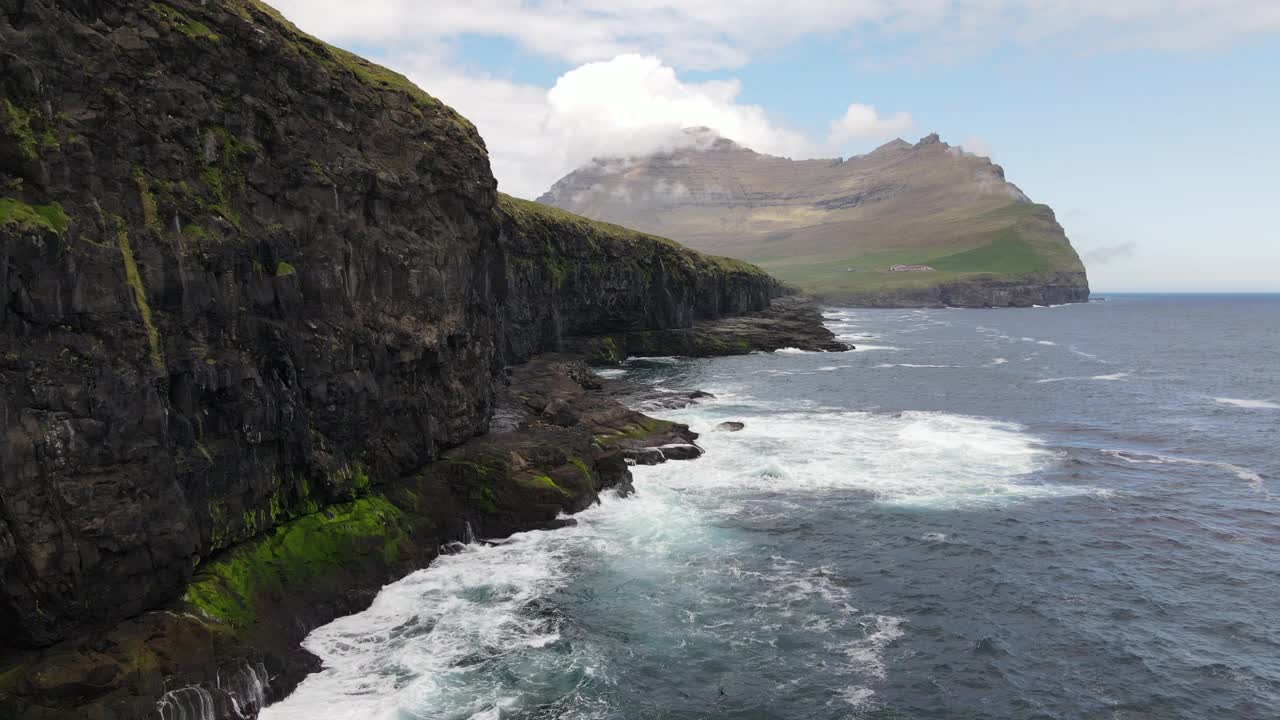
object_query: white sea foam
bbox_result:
[592,368,627,379]
[837,686,877,708]
[1103,450,1265,490]
[816,365,852,372]
[988,358,1009,366]
[261,528,581,720]
[269,397,975,717]
[874,363,958,369]
[1036,372,1130,384]
[775,347,813,354]
[1214,397,1280,410]
[648,400,1078,508]
[264,363,1090,719]
[839,615,905,679]
[843,344,899,353]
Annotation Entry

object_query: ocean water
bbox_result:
[261,295,1280,720]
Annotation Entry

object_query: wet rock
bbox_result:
[541,399,578,427]
[566,296,849,361]
[715,422,745,432]
[657,444,704,461]
[624,447,667,466]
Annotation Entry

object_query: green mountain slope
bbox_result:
[537,131,1089,307]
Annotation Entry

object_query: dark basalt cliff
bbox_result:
[0,2,814,718]
[497,194,785,363]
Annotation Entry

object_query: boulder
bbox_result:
[657,444,704,461]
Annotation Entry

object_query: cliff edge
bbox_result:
[0,2,822,718]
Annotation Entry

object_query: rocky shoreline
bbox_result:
[0,299,844,720]
[0,3,850,717]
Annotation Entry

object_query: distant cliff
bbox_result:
[498,194,784,362]
[539,129,1090,307]
[0,2,796,717]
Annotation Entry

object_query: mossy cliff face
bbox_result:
[1,0,499,650]
[0,1,796,716]
[497,194,786,363]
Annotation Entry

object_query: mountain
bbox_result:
[538,129,1090,307]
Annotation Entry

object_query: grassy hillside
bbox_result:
[538,133,1089,305]
[755,202,1084,298]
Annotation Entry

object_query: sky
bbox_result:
[270,1,1280,293]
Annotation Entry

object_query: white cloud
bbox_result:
[1083,242,1138,265]
[258,1,1280,202]
[828,104,914,145]
[270,0,1280,72]
[544,56,814,159]
[394,54,843,197]
[959,136,994,159]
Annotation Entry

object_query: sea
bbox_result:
[261,294,1280,720]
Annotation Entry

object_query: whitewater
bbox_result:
[264,294,1280,720]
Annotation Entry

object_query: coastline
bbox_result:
[0,299,845,720]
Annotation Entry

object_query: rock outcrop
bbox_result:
[497,194,785,363]
[0,2,832,718]
[2,0,503,652]
[565,296,850,363]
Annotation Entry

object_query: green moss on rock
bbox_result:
[569,457,592,482]
[521,474,570,497]
[0,198,69,235]
[113,216,164,369]
[1,99,38,161]
[132,167,162,234]
[182,496,408,627]
[149,2,220,41]
[595,417,675,446]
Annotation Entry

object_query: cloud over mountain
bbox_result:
[392,53,904,196]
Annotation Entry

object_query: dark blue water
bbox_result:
[264,295,1280,720]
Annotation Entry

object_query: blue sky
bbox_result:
[275,1,1280,292]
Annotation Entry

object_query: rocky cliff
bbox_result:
[497,194,785,362]
[0,2,802,718]
[539,130,1090,307]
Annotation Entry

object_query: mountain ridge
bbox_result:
[538,131,1090,307]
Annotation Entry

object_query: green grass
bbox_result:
[753,201,1081,297]
[499,193,769,278]
[929,232,1044,274]
[0,197,69,235]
